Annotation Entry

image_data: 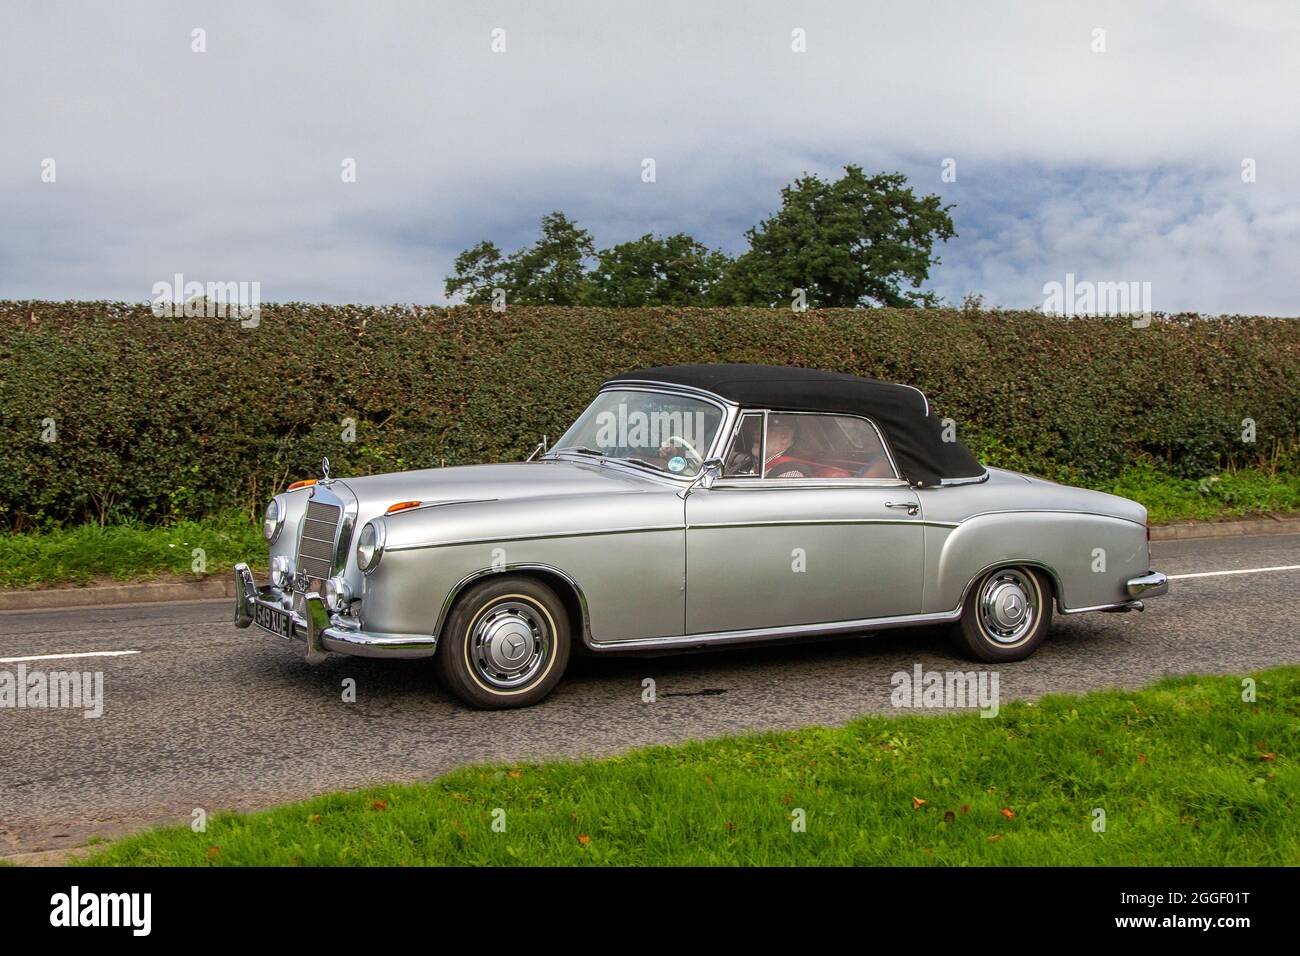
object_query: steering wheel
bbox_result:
[660,435,704,466]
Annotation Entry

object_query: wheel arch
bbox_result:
[434,564,591,648]
[957,559,1063,614]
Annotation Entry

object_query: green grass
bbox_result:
[1101,463,1300,524]
[2,466,1297,589]
[0,511,265,588]
[79,668,1300,866]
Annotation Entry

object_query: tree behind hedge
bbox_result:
[444,167,954,308]
[715,166,956,308]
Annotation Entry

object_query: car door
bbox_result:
[684,411,925,635]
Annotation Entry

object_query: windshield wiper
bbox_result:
[617,456,669,474]
[554,447,673,475]
[555,446,607,459]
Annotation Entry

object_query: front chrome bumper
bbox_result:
[232,563,437,661]
[1126,570,1169,600]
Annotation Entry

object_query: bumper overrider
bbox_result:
[1125,570,1169,600]
[232,563,437,661]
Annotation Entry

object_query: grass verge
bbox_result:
[79,667,1299,866]
[0,511,264,589]
[1102,463,1300,524]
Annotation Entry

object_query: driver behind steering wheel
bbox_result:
[656,432,704,474]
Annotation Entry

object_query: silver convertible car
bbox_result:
[235,364,1168,708]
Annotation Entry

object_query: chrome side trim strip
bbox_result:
[395,518,960,552]
[955,508,1148,529]
[687,518,958,530]
[710,477,911,490]
[424,555,1150,654]
[389,525,682,553]
[1059,600,1145,615]
[586,609,962,652]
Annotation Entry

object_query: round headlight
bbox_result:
[324,575,353,611]
[263,497,284,543]
[356,520,385,573]
[270,555,292,588]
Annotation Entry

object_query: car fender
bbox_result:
[926,510,1148,613]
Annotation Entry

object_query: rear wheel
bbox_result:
[952,565,1052,663]
[435,576,571,709]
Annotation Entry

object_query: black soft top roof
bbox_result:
[603,364,985,487]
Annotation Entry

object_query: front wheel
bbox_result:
[435,576,571,709]
[952,566,1053,663]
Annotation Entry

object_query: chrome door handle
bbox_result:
[885,501,919,516]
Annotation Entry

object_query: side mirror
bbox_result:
[698,457,724,490]
[679,457,725,499]
[526,435,548,462]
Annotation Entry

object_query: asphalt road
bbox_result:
[2,533,1298,857]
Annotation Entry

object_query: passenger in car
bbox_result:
[764,416,853,479]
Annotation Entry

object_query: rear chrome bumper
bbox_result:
[232,563,437,661]
[1125,570,1169,599]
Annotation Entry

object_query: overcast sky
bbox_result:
[2,1,1297,313]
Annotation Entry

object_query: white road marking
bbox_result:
[0,650,140,664]
[1168,564,1300,581]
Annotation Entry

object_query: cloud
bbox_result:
[0,0,1296,312]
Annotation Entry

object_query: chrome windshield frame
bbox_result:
[542,383,737,484]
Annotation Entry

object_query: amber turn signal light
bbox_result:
[385,500,422,514]
[287,478,317,491]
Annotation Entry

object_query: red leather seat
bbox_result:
[766,455,852,479]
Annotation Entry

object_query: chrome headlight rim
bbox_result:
[270,554,292,589]
[263,496,285,544]
[357,519,385,574]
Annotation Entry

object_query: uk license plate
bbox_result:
[254,601,292,639]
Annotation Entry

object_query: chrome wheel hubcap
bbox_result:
[470,600,550,689]
[978,569,1038,644]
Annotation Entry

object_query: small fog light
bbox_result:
[271,555,292,589]
[324,575,353,611]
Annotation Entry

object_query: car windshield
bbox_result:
[549,389,724,477]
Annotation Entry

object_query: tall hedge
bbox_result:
[1,301,1296,529]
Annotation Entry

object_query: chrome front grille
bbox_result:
[297,498,341,582]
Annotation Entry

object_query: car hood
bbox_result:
[335,459,658,512]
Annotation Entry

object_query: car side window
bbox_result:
[722,413,763,477]
[762,412,897,480]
